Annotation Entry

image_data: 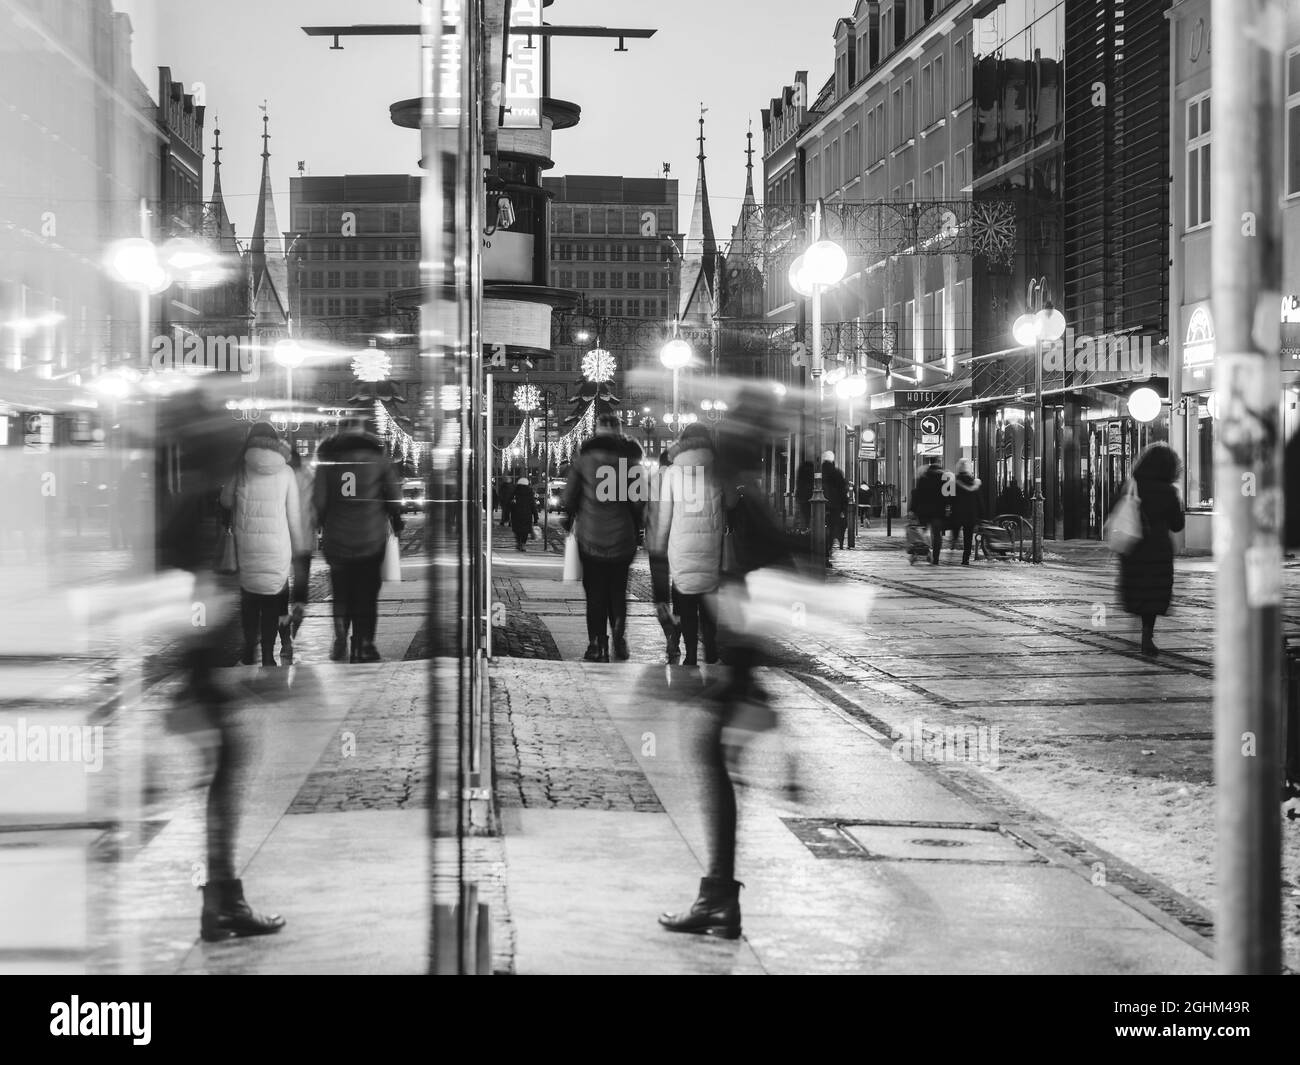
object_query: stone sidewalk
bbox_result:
[486,537,1219,975]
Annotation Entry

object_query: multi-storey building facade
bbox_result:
[1168,0,1300,552]
[288,175,421,409]
[530,174,681,459]
[762,0,975,501]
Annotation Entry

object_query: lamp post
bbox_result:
[660,330,692,421]
[274,340,305,445]
[835,373,868,549]
[1012,278,1066,564]
[789,199,848,567]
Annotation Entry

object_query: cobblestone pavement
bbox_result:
[491,659,663,813]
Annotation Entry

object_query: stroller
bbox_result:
[905,522,932,564]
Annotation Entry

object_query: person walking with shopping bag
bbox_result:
[561,412,644,662]
[650,423,723,667]
[314,419,404,663]
[219,424,305,667]
[1115,442,1185,657]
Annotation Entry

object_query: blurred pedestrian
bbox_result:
[219,424,304,667]
[910,458,949,565]
[997,478,1026,517]
[794,458,813,529]
[645,449,681,663]
[314,420,404,663]
[947,458,983,566]
[659,385,797,940]
[561,412,644,661]
[821,450,849,561]
[508,476,538,551]
[1117,442,1185,657]
[650,422,723,667]
[157,392,284,940]
[279,447,316,662]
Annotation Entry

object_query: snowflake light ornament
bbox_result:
[582,347,616,383]
[514,384,541,411]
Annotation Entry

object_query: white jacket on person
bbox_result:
[220,437,305,595]
[648,442,724,595]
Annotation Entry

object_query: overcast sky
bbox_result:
[115,0,850,240]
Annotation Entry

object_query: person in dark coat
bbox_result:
[910,459,949,564]
[947,458,983,565]
[997,478,1026,517]
[1117,442,1185,657]
[561,412,644,661]
[794,459,814,529]
[507,476,538,551]
[821,451,849,559]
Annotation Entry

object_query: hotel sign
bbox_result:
[503,0,542,128]
[1183,306,1215,366]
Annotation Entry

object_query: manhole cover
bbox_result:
[782,818,1046,864]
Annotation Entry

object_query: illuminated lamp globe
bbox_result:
[1036,306,1067,342]
[274,339,305,369]
[788,254,813,298]
[1127,387,1162,423]
[1012,313,1039,347]
[804,240,848,287]
[659,338,692,370]
[835,374,869,400]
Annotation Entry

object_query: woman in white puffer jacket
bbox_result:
[220,423,305,666]
[649,422,725,667]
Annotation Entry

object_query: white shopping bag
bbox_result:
[382,532,402,583]
[563,532,582,582]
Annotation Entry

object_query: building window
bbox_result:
[904,77,914,136]
[591,298,607,315]
[891,86,902,146]
[344,298,358,316]
[308,297,323,315]
[904,179,915,202]
[576,244,590,261]
[576,270,589,288]
[1288,48,1300,196]
[611,244,625,262]
[344,271,359,288]
[954,148,968,191]
[933,161,944,198]
[1186,397,1215,509]
[559,270,573,288]
[310,271,323,287]
[383,269,398,288]
[385,209,401,232]
[573,209,590,234]
[363,270,380,288]
[922,62,933,127]
[611,271,623,288]
[593,271,607,288]
[627,298,641,316]
[933,55,944,122]
[610,298,624,316]
[1187,91,1212,230]
[627,272,640,289]
[326,298,340,316]
[343,242,358,261]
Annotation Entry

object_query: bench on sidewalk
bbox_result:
[974,514,1029,562]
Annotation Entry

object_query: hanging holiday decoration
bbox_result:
[514,384,541,411]
[581,347,616,383]
[352,349,391,382]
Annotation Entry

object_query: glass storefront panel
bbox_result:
[1186,395,1215,509]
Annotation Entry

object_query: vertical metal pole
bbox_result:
[672,367,679,420]
[485,372,493,658]
[1032,329,1044,564]
[1211,0,1283,974]
[810,281,827,566]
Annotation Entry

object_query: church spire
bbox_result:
[679,104,717,324]
[743,118,756,205]
[250,103,288,326]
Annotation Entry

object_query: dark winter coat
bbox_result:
[313,431,402,562]
[911,466,948,524]
[562,432,645,562]
[821,461,849,515]
[950,472,983,528]
[507,483,538,536]
[1118,476,1185,617]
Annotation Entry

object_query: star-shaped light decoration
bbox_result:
[352,348,391,382]
[581,347,616,384]
[514,384,541,412]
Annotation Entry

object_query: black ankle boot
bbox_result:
[611,619,629,661]
[357,640,381,663]
[349,636,362,663]
[658,876,742,939]
[330,620,349,662]
[278,623,293,664]
[597,636,610,662]
[583,640,602,662]
[200,879,285,942]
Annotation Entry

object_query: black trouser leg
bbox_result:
[258,587,286,662]
[353,554,383,643]
[700,594,718,660]
[328,562,351,621]
[291,553,311,606]
[239,590,259,656]
[675,588,699,660]
[580,554,609,641]
[961,523,974,563]
[206,706,246,883]
[699,710,737,882]
[1141,613,1156,640]
[929,521,944,562]
[607,560,630,632]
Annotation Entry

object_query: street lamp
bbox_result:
[700,398,728,423]
[274,339,305,410]
[1011,278,1066,564]
[789,199,848,565]
[659,333,692,420]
